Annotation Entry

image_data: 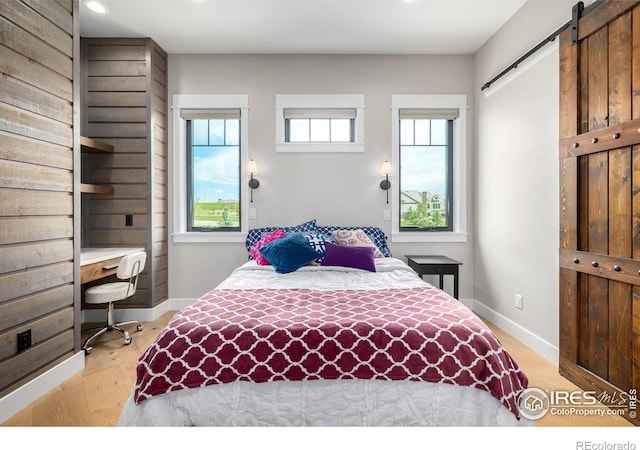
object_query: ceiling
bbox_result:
[78,0,529,54]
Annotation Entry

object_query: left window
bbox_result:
[172,95,249,243]
[185,111,241,231]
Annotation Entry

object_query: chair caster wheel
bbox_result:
[124,331,132,345]
[137,324,143,332]
[84,347,92,355]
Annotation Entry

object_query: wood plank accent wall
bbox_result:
[0,0,78,397]
[81,38,167,308]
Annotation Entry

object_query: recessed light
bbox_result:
[84,0,106,14]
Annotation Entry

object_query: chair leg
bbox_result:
[82,302,142,355]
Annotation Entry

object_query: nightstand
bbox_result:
[405,255,462,299]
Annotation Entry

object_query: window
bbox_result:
[275,94,364,153]
[399,110,454,231]
[172,94,249,243]
[391,95,468,243]
[185,110,240,231]
[284,109,355,143]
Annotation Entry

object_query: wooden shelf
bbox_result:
[80,136,114,153]
[80,136,114,195]
[80,183,114,195]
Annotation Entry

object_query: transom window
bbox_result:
[399,109,455,232]
[275,94,364,153]
[184,109,241,231]
[284,108,355,143]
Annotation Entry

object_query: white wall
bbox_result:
[167,54,475,299]
[473,0,584,360]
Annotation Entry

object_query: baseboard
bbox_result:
[81,297,195,323]
[472,299,559,366]
[0,351,84,424]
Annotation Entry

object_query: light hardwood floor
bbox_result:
[1,311,633,427]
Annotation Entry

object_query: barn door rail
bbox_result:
[560,249,640,286]
[481,0,604,92]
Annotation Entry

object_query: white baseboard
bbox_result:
[81,297,196,323]
[472,299,559,366]
[0,351,84,424]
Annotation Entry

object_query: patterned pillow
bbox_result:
[246,219,318,258]
[317,225,391,257]
[329,228,385,258]
[303,232,335,263]
[249,229,287,265]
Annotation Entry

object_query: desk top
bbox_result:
[80,247,145,266]
[405,255,462,266]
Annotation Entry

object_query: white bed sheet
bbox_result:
[118,258,532,426]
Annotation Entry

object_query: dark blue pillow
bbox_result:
[320,242,376,272]
[259,232,321,274]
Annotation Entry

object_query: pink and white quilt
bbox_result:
[133,270,528,421]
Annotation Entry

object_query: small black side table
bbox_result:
[405,255,462,299]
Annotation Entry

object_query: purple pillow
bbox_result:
[320,242,376,272]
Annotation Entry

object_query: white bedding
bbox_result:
[118,258,532,426]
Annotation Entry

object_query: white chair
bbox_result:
[82,251,146,355]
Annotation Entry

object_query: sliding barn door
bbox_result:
[559,0,640,426]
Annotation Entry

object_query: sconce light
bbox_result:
[247,159,260,202]
[380,160,392,204]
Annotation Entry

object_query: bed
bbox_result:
[118,221,531,426]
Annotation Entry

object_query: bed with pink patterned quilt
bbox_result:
[118,258,531,426]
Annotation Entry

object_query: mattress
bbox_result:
[118,258,531,426]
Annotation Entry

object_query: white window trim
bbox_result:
[171,94,249,243]
[275,94,365,153]
[390,94,468,243]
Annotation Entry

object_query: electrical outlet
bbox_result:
[515,294,524,310]
[383,209,391,220]
[17,329,31,352]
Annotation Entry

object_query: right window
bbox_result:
[399,110,454,231]
[391,95,468,243]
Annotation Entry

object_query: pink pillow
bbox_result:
[330,229,385,258]
[250,229,287,265]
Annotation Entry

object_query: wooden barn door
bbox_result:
[559,0,640,426]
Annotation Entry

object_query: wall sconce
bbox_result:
[380,160,392,204]
[247,159,260,203]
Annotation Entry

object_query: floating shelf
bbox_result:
[80,183,114,195]
[80,136,114,153]
[80,136,114,194]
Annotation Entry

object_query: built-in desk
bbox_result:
[80,247,145,284]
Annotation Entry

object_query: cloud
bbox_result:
[193,146,239,186]
[400,146,447,196]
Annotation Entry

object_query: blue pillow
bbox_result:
[259,232,321,274]
[320,242,376,272]
[245,219,317,256]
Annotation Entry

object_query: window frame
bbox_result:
[185,115,241,232]
[275,94,365,153]
[172,94,250,243]
[390,94,468,243]
[399,117,454,232]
